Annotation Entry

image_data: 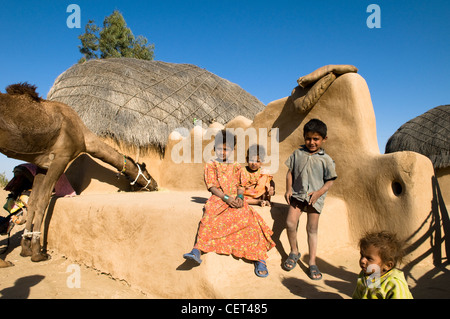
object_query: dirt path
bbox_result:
[1,191,449,299]
[0,223,149,299]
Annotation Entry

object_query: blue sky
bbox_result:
[1,0,449,179]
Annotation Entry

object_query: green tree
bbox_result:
[78,20,100,62]
[78,10,154,63]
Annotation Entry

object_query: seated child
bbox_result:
[183,130,275,277]
[352,231,413,299]
[242,144,275,207]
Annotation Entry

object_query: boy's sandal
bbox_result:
[282,252,301,271]
[183,248,202,264]
[254,260,269,278]
[308,265,322,280]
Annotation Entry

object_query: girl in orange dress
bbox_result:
[183,130,275,277]
[242,144,275,207]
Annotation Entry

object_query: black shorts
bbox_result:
[289,196,319,214]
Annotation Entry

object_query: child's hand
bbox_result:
[284,191,292,204]
[234,197,244,208]
[260,200,270,207]
[308,191,322,206]
[308,180,333,206]
[224,196,236,207]
[225,197,243,208]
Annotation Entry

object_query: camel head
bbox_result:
[126,158,158,192]
[137,161,158,191]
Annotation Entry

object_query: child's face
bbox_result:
[215,143,233,161]
[247,155,261,171]
[359,244,394,276]
[304,131,326,153]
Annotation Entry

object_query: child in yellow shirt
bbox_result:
[242,144,275,207]
[352,231,413,299]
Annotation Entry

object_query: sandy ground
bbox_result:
[1,191,449,299]
[2,223,449,300]
[0,223,149,299]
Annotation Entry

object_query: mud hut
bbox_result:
[385,105,449,169]
[47,58,265,154]
[385,104,449,205]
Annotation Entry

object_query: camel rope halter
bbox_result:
[130,163,152,190]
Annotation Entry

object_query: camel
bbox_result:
[0,83,158,262]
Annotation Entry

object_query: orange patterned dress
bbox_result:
[242,167,273,200]
[194,160,275,261]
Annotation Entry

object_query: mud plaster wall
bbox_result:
[436,168,450,205]
[162,74,439,250]
[62,73,446,268]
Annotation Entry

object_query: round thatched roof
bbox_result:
[47,58,265,151]
[385,105,449,169]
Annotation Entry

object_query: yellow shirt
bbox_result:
[352,268,413,299]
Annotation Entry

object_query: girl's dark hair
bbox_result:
[303,118,327,138]
[214,129,236,149]
[359,231,407,267]
[246,144,266,162]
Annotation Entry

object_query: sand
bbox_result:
[1,190,449,299]
[0,224,148,299]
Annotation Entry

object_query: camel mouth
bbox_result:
[141,185,158,192]
[132,180,158,192]
[147,181,158,192]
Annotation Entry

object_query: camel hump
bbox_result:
[5,82,43,102]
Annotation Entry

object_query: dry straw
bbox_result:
[385,105,449,169]
[47,58,265,154]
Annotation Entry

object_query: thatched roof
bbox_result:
[385,105,449,169]
[47,58,265,151]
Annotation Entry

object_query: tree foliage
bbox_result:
[78,10,154,63]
